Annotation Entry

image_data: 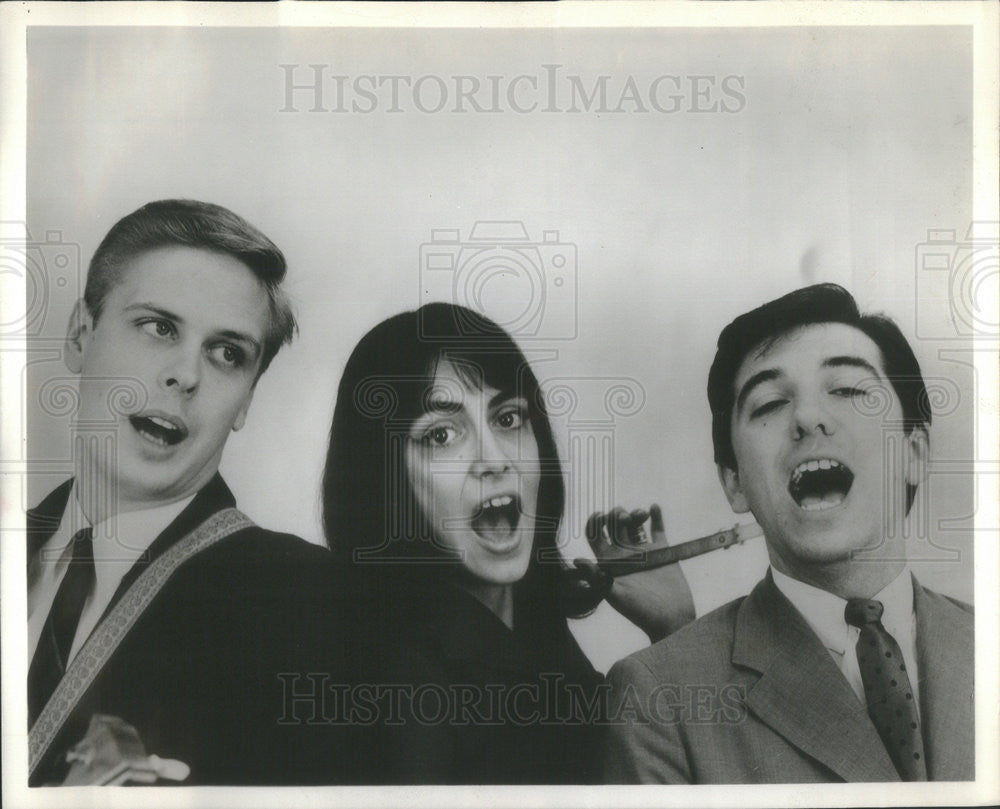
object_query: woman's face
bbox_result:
[405,359,541,586]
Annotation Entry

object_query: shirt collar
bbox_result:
[53,479,195,574]
[61,481,92,545]
[871,565,915,647]
[36,481,92,568]
[770,565,914,655]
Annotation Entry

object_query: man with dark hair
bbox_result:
[27,200,344,785]
[605,283,973,783]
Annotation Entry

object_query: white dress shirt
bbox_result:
[28,483,194,665]
[771,565,920,712]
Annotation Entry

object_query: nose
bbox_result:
[159,345,201,396]
[792,393,836,440]
[472,425,513,477]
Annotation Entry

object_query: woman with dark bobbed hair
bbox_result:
[323,303,690,784]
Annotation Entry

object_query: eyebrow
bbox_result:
[420,390,524,418]
[124,302,262,357]
[822,355,882,379]
[734,369,782,415]
[124,302,183,322]
[422,400,463,416]
[734,355,884,415]
[490,390,525,410]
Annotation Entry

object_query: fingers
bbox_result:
[585,511,605,545]
[585,507,653,550]
[610,506,631,547]
[585,510,617,549]
[649,503,667,544]
[629,509,650,544]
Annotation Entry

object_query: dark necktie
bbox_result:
[28,526,95,726]
[844,598,927,781]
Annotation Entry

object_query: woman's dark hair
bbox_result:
[323,302,597,621]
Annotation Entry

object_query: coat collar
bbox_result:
[28,474,239,620]
[26,479,74,563]
[27,475,235,546]
[732,571,901,782]
[404,584,539,677]
[106,473,237,603]
[913,577,975,780]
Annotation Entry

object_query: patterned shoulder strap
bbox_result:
[29,507,255,776]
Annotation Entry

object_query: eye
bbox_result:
[749,399,786,419]
[495,405,526,431]
[139,319,175,339]
[420,423,460,448]
[209,343,246,369]
[831,386,867,398]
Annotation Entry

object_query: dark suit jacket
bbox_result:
[28,475,356,786]
[348,581,605,784]
[604,571,974,783]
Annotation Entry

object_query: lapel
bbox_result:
[413,585,536,678]
[27,475,236,580]
[913,576,975,780]
[101,473,237,620]
[733,572,900,782]
[26,480,74,565]
[27,475,238,636]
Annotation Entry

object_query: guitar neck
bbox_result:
[597,524,759,575]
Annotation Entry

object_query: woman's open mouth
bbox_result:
[788,459,854,512]
[471,494,523,547]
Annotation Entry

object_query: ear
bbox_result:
[64,299,93,374]
[231,385,257,432]
[903,425,930,489]
[717,464,751,514]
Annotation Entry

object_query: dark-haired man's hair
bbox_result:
[84,199,296,376]
[707,283,931,510]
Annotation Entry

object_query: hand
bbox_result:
[577,504,695,643]
[61,714,190,785]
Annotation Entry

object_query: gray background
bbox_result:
[25,26,974,672]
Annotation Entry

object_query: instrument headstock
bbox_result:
[61,715,190,786]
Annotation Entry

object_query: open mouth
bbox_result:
[471,494,522,545]
[788,459,854,512]
[129,413,188,447]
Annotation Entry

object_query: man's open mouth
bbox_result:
[788,459,854,512]
[471,494,522,544]
[129,413,188,447]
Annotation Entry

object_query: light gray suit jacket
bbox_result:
[604,571,974,783]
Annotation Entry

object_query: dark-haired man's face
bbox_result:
[718,323,927,591]
[65,246,269,514]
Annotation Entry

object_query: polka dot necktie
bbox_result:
[844,598,927,781]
